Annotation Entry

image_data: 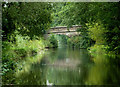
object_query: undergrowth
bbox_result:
[2,35,49,77]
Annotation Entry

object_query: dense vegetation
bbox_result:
[2,2,52,40]
[51,2,120,55]
[2,2,58,81]
[2,2,120,85]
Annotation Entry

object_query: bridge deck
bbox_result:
[45,25,82,37]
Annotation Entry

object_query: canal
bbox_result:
[4,46,119,85]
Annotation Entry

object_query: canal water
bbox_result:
[3,46,120,85]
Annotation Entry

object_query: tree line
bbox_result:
[51,2,120,54]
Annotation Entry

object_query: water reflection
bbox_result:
[15,51,47,85]
[43,48,92,85]
[3,47,120,85]
[86,52,120,85]
[15,47,91,85]
[16,63,47,85]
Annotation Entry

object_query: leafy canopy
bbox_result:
[2,2,52,40]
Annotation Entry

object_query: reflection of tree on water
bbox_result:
[86,52,120,85]
[44,48,92,85]
[76,49,93,85]
[15,61,47,85]
[46,67,83,85]
[5,46,120,85]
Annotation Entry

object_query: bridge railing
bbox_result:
[45,25,82,37]
[47,25,82,34]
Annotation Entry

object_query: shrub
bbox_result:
[2,35,47,76]
[14,49,27,58]
[67,36,91,49]
[48,35,58,48]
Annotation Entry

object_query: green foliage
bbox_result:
[54,35,68,47]
[2,41,46,84]
[51,2,74,27]
[2,42,18,75]
[2,2,54,77]
[67,36,92,49]
[48,35,58,48]
[14,49,27,58]
[87,22,107,44]
[51,2,120,54]
[14,35,46,52]
[2,2,52,40]
[2,35,48,76]
[88,44,106,56]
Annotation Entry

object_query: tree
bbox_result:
[51,2,120,53]
[2,2,52,40]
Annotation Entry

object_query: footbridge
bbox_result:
[44,25,82,38]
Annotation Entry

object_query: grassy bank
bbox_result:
[2,34,58,82]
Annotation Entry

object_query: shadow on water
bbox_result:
[2,46,120,85]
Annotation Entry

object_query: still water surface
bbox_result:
[4,47,120,85]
